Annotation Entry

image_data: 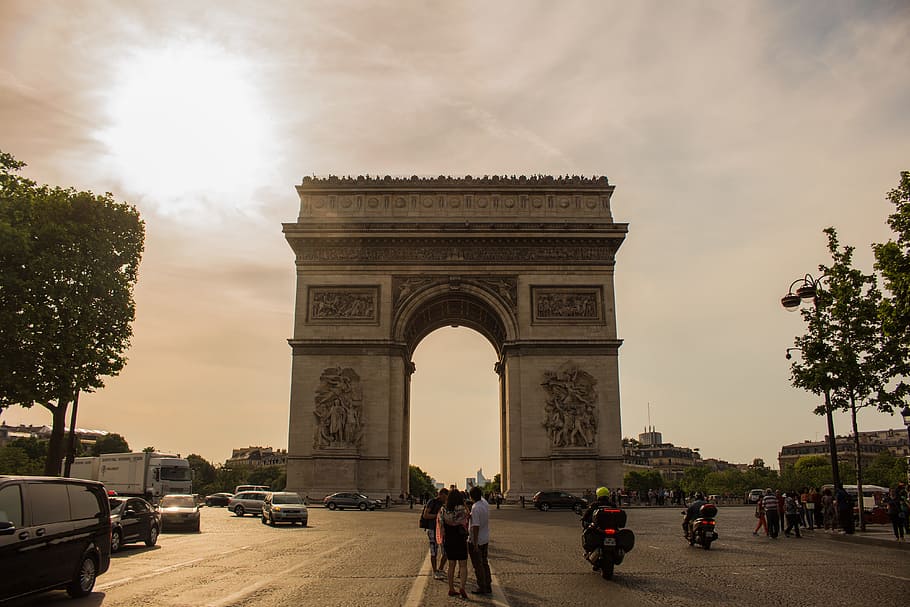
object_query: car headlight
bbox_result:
[273,506,282,511]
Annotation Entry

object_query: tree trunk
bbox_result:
[42,399,70,476]
[848,397,866,532]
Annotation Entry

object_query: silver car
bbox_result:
[228,491,267,517]
[261,492,308,526]
[158,494,200,532]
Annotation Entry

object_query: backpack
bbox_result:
[419,498,438,529]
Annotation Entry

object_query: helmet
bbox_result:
[596,487,610,498]
[694,491,705,500]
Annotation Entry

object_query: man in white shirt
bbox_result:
[468,486,492,595]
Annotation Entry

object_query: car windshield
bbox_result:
[273,494,303,505]
[160,495,195,508]
[160,467,192,481]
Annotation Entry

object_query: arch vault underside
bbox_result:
[283,175,628,498]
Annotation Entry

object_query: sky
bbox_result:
[1,1,909,488]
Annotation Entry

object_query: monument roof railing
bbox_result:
[297,174,612,190]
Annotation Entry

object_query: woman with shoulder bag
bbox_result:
[440,489,470,598]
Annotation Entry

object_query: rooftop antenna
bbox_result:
[647,401,651,432]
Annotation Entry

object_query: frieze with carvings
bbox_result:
[291,238,620,266]
[532,287,603,323]
[392,275,517,313]
[541,364,598,449]
[307,286,379,324]
[299,174,611,187]
[313,367,364,450]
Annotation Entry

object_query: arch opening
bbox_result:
[409,327,500,489]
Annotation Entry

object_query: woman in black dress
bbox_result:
[440,489,470,597]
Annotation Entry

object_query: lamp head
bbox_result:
[901,405,910,425]
[781,293,801,310]
[796,284,817,300]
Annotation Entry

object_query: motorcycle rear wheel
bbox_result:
[600,558,614,580]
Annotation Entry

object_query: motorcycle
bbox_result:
[682,503,718,549]
[581,507,635,579]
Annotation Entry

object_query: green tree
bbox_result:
[624,469,663,492]
[409,464,435,499]
[91,433,130,455]
[679,466,710,495]
[0,151,145,475]
[187,454,218,496]
[791,228,891,531]
[864,451,907,488]
[872,171,910,409]
[482,473,501,495]
[247,465,286,491]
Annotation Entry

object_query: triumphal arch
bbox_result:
[283,175,627,498]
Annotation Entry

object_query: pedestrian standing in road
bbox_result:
[821,487,835,530]
[835,486,855,534]
[440,489,470,598]
[468,486,492,595]
[762,489,780,538]
[753,498,768,536]
[883,487,906,542]
[784,492,802,538]
[419,487,449,580]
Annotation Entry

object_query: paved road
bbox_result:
[8,505,909,607]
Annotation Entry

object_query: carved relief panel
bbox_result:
[313,367,364,450]
[531,286,603,324]
[541,363,598,449]
[307,286,379,324]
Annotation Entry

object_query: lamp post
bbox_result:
[902,404,910,450]
[781,274,842,489]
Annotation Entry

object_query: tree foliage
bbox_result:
[409,464,436,499]
[873,170,910,413]
[0,151,145,475]
[91,433,130,456]
[624,469,663,492]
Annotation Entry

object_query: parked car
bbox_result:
[0,475,111,602]
[228,491,268,516]
[323,492,380,511]
[234,484,269,494]
[157,494,201,532]
[204,492,234,507]
[261,492,308,526]
[531,490,588,513]
[109,496,160,552]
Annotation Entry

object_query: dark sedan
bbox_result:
[204,492,234,507]
[323,492,379,511]
[109,497,160,552]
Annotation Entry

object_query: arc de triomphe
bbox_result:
[283,175,627,498]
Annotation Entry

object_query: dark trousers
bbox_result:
[766,510,780,538]
[784,513,801,537]
[838,509,855,534]
[469,542,492,592]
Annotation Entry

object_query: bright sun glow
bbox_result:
[98,40,275,217]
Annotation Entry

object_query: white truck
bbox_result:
[69,452,192,502]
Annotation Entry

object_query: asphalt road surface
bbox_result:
[8,504,909,607]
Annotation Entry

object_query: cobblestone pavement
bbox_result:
[7,504,908,607]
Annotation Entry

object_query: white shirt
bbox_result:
[470,497,490,545]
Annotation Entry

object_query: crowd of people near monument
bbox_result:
[420,485,493,598]
[751,484,909,541]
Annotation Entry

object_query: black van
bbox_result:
[0,476,111,602]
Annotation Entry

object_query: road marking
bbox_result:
[205,538,358,607]
[874,572,910,582]
[402,553,511,607]
[96,546,252,591]
[96,577,134,590]
[402,553,432,607]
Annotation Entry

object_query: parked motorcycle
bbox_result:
[581,507,635,579]
[682,503,718,549]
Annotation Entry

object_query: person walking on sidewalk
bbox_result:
[468,486,492,595]
[883,487,906,542]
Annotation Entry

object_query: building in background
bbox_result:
[622,427,704,480]
[466,467,489,489]
[778,428,909,471]
[0,422,108,451]
[225,446,288,468]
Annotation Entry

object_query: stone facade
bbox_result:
[283,175,628,498]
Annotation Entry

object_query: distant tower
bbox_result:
[639,426,662,446]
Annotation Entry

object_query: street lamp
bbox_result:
[781,274,842,489]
